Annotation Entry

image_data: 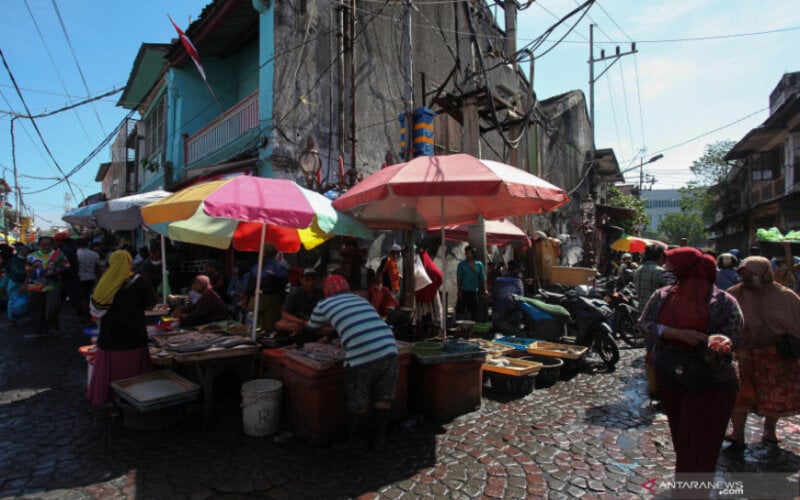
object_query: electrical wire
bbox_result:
[23,0,93,145]
[619,106,768,165]
[0,48,76,201]
[51,0,106,136]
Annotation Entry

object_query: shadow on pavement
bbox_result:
[0,306,437,498]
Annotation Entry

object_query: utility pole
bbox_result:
[589,24,637,180]
[588,24,636,258]
[400,0,415,308]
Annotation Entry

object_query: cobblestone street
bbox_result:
[1,304,798,499]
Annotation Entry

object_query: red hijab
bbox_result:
[657,247,716,333]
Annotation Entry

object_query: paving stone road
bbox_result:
[1,303,798,499]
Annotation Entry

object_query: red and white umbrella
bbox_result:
[333,153,568,229]
[429,219,530,247]
[333,154,568,329]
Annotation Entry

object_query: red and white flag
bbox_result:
[168,15,207,82]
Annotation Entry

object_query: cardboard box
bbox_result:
[548,266,598,286]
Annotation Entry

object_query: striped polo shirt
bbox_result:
[307,292,398,367]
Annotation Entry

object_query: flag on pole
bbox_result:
[168,15,207,82]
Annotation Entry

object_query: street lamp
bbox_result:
[298,137,321,190]
[639,154,664,195]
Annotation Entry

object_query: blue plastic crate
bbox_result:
[492,336,548,351]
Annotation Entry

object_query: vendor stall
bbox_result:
[149,327,260,422]
[409,340,487,421]
[262,341,412,445]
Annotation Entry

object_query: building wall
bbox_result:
[268,1,524,184]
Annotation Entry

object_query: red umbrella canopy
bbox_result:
[332,154,569,229]
[429,219,531,247]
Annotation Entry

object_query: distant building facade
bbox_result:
[641,189,682,233]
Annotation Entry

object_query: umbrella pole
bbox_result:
[160,234,168,305]
[250,223,267,342]
[441,196,447,341]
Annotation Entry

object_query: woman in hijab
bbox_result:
[87,250,158,405]
[638,247,743,476]
[726,256,800,447]
[172,274,229,329]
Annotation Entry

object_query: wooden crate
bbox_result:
[526,341,588,360]
[483,356,542,376]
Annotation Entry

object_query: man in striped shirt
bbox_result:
[307,274,398,449]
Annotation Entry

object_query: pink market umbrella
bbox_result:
[333,153,568,330]
[430,218,530,247]
[143,176,370,340]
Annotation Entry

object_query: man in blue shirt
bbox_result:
[306,274,398,450]
[456,246,488,321]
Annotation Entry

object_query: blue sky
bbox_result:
[1,0,798,231]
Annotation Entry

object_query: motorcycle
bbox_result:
[536,288,620,369]
[605,281,643,348]
[494,290,620,370]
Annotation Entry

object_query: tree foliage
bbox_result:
[605,186,649,234]
[678,185,716,226]
[656,212,706,246]
[688,140,736,187]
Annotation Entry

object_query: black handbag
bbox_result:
[655,343,734,391]
[776,334,800,360]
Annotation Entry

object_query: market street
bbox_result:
[1,304,799,499]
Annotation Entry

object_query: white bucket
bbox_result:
[241,379,283,437]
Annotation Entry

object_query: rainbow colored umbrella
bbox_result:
[610,235,666,253]
[141,176,372,340]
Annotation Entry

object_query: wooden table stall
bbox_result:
[150,332,259,423]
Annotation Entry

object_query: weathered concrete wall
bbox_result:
[269,1,521,183]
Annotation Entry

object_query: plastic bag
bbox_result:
[784,230,800,241]
[10,293,28,319]
[413,254,432,291]
[756,227,784,242]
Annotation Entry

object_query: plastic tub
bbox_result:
[521,355,563,388]
[473,322,492,335]
[413,341,444,356]
[484,371,537,396]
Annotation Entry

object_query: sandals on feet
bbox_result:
[723,435,746,452]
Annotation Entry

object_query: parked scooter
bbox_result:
[536,288,620,369]
[592,276,643,348]
[606,281,643,348]
[494,290,620,369]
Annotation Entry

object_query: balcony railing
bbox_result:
[184,91,259,165]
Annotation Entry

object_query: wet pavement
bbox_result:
[1,304,799,499]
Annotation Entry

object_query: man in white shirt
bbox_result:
[76,238,100,324]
